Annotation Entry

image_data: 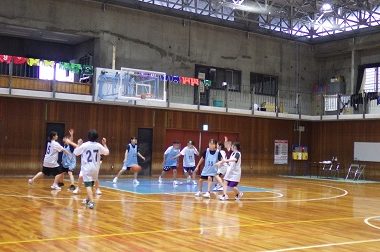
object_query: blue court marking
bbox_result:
[99,178,272,195]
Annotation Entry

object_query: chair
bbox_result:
[320,161,332,177]
[354,165,366,180]
[330,163,340,179]
[320,162,340,179]
[345,164,365,180]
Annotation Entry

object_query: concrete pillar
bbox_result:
[93,33,117,69]
[350,38,359,94]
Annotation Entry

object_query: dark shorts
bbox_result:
[42,166,60,177]
[183,166,195,173]
[200,176,214,180]
[84,181,95,187]
[163,166,177,171]
[122,166,132,171]
[59,167,70,174]
[226,180,239,187]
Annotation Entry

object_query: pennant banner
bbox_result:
[13,57,27,65]
[27,58,40,66]
[0,55,12,64]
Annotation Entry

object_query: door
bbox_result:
[138,128,153,176]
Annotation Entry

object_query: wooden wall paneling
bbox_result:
[55,82,91,95]
[0,75,9,87]
[11,77,52,91]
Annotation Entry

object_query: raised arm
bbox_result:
[68,128,74,142]
[100,138,110,156]
[193,147,199,156]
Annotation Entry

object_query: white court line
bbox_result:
[241,184,348,203]
[364,216,380,230]
[0,184,346,203]
[262,238,380,252]
[168,191,285,200]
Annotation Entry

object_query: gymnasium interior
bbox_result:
[1,0,380,251]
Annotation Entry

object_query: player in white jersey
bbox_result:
[68,129,109,209]
[28,131,71,190]
[217,142,243,201]
[173,140,199,184]
[213,142,229,191]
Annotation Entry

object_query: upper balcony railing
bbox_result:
[2,55,380,121]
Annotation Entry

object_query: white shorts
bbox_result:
[81,167,100,182]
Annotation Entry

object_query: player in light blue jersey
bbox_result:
[113,137,146,185]
[194,139,222,198]
[158,140,181,185]
[53,129,77,191]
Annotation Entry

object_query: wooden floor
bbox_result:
[1,176,380,251]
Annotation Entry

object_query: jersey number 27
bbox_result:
[86,150,99,163]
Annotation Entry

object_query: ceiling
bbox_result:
[0,23,92,45]
[92,0,380,43]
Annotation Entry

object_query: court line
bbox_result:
[364,216,380,230]
[0,216,367,246]
[262,238,380,252]
[0,183,347,204]
[167,191,285,200]
[250,184,348,203]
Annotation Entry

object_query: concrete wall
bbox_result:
[315,33,380,94]
[0,0,318,112]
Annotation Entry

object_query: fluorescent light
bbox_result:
[321,3,332,13]
[232,0,244,5]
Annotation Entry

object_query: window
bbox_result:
[363,67,380,92]
[250,72,278,96]
[195,64,241,92]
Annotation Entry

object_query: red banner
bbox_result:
[13,57,27,65]
[0,55,12,64]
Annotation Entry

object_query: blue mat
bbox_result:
[99,178,271,194]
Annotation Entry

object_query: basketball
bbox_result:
[130,165,142,173]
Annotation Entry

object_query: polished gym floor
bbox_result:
[0,176,380,251]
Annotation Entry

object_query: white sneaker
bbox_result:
[173,180,178,185]
[158,176,162,184]
[219,194,229,201]
[194,191,201,197]
[133,179,140,185]
[192,180,197,185]
[186,176,191,183]
[202,192,211,198]
[96,188,102,195]
[82,198,89,204]
[72,187,80,194]
[87,201,95,209]
[50,184,61,190]
[112,177,118,184]
[235,192,244,200]
[28,179,33,185]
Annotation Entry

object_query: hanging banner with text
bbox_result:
[274,140,288,164]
